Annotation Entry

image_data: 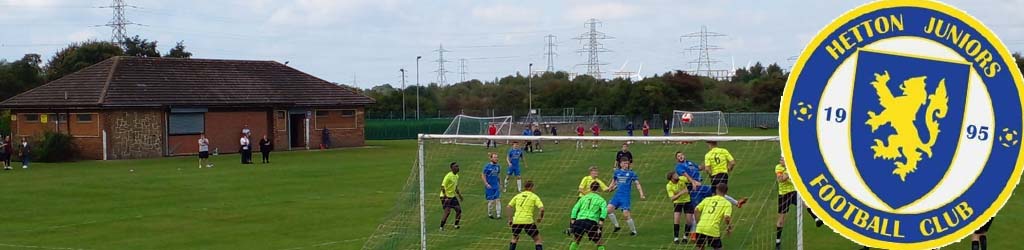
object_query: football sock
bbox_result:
[971,241,979,250]
[981,235,987,250]
[724,195,738,206]
[487,200,494,216]
[517,179,523,192]
[495,201,502,217]
[569,242,579,250]
[685,223,692,236]
[535,244,542,250]
[609,213,620,228]
[597,246,605,250]
[627,219,637,233]
[673,223,680,238]
[776,227,783,245]
[509,242,516,250]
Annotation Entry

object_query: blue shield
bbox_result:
[850,50,970,210]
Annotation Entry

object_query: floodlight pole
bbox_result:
[401,68,407,120]
[528,63,533,113]
[416,56,422,120]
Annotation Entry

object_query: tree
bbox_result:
[167,41,193,58]
[0,54,45,100]
[44,41,123,82]
[121,35,161,57]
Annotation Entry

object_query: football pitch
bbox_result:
[0,129,1020,250]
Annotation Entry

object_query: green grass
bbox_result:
[0,129,1020,250]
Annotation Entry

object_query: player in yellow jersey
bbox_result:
[506,180,545,250]
[439,162,464,231]
[665,171,690,244]
[703,140,735,186]
[773,157,821,250]
[695,183,733,250]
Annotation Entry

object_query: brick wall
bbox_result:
[310,107,365,148]
[105,110,164,160]
[11,111,106,160]
[200,110,271,155]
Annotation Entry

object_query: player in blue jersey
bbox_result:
[673,151,747,241]
[606,158,646,236]
[482,152,503,219]
[505,142,526,192]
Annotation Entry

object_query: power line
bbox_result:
[434,44,450,85]
[681,25,729,80]
[574,18,612,79]
[545,34,557,72]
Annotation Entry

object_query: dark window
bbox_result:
[340,110,356,117]
[24,114,38,122]
[168,113,205,135]
[76,114,93,123]
[276,111,285,119]
[316,111,329,117]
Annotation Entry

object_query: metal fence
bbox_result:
[365,112,779,140]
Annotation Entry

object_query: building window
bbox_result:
[168,112,205,135]
[276,111,286,119]
[76,114,94,123]
[24,114,38,122]
[316,110,329,117]
[340,109,356,117]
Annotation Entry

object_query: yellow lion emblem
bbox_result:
[865,71,949,181]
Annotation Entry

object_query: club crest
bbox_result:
[780,1,1024,249]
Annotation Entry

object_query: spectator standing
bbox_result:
[260,134,273,164]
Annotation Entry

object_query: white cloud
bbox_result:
[471,4,539,24]
[267,0,401,26]
[67,29,99,42]
[566,2,644,21]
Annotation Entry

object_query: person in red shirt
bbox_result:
[576,122,586,149]
[641,120,651,144]
[487,124,498,148]
[590,122,601,148]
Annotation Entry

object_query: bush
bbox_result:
[0,110,9,136]
[34,131,77,162]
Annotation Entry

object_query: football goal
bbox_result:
[363,134,820,250]
[441,115,514,145]
[672,110,729,135]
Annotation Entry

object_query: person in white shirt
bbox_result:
[198,133,211,168]
[240,133,252,164]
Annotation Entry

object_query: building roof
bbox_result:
[0,56,374,109]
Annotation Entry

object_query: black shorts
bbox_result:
[778,191,798,214]
[675,202,694,213]
[198,151,209,159]
[570,219,602,242]
[975,218,994,234]
[711,173,729,186]
[512,224,540,238]
[440,197,461,210]
[695,233,723,248]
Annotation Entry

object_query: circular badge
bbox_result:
[780,0,1024,248]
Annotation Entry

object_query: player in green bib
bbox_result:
[569,182,608,250]
[666,171,691,244]
[774,156,822,250]
[695,183,733,250]
[439,162,464,231]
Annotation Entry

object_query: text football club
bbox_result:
[780,0,1024,249]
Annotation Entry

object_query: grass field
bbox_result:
[0,128,1020,249]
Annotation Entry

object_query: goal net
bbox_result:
[671,110,729,135]
[442,115,514,145]
[363,135,819,250]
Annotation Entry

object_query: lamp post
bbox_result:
[528,63,533,113]
[400,68,406,120]
[416,56,422,120]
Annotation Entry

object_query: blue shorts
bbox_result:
[689,185,713,205]
[485,187,501,200]
[627,131,634,136]
[609,196,632,211]
[507,165,521,176]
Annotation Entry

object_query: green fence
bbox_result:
[365,118,451,140]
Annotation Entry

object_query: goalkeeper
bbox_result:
[569,182,608,250]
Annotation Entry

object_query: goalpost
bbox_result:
[364,135,807,250]
[442,115,514,145]
[671,110,729,135]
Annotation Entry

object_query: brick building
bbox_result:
[0,56,374,160]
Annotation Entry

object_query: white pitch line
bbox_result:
[0,243,90,250]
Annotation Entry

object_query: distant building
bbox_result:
[0,56,374,160]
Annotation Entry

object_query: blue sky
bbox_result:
[1,0,1021,89]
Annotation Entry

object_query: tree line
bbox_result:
[364,54,1024,119]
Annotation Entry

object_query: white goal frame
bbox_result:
[414,134,781,250]
[442,115,514,145]
[671,110,729,135]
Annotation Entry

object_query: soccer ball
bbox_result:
[681,113,693,123]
